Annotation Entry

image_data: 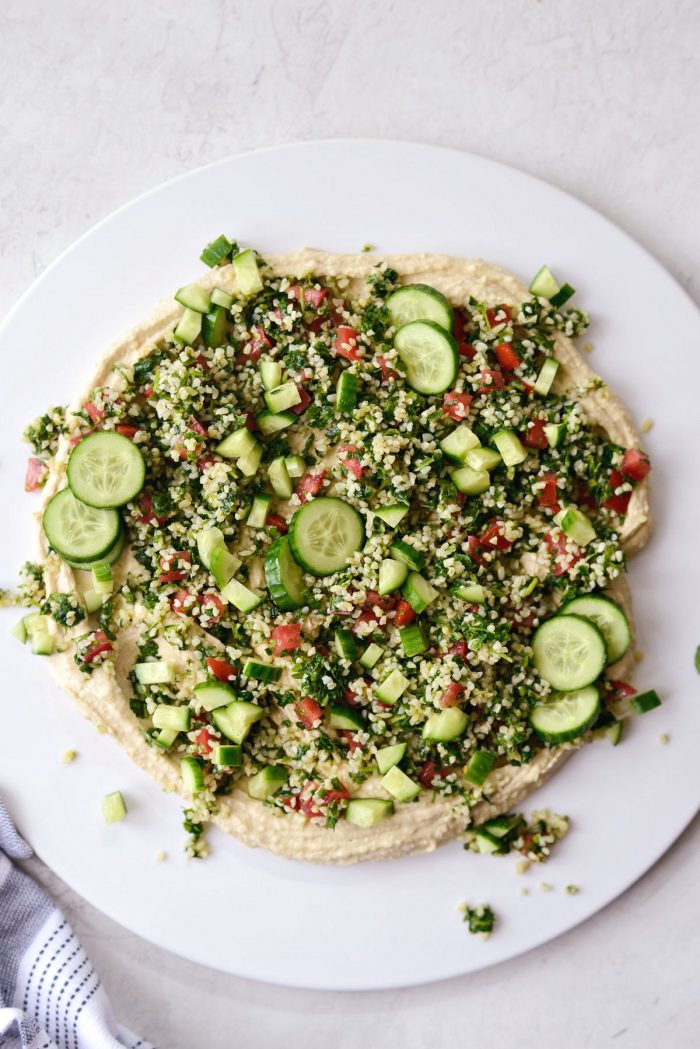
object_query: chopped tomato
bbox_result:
[143,385,154,399]
[83,401,104,426]
[364,590,395,612]
[478,521,513,551]
[289,384,312,416]
[115,424,139,439]
[603,468,632,514]
[303,286,328,309]
[158,551,191,584]
[417,761,449,789]
[537,471,560,512]
[170,589,196,615]
[607,680,637,699]
[83,631,113,663]
[445,640,468,659]
[195,354,211,371]
[271,623,302,656]
[514,608,538,631]
[266,512,288,534]
[198,592,226,623]
[494,343,520,370]
[443,390,472,421]
[467,535,486,567]
[173,415,207,461]
[296,697,323,729]
[439,681,465,708]
[338,444,365,479]
[377,355,399,381]
[138,491,168,526]
[453,309,476,358]
[245,325,273,363]
[197,453,217,471]
[544,530,580,577]
[522,418,548,449]
[394,599,416,627]
[24,457,46,492]
[352,608,380,635]
[295,471,326,503]
[621,449,651,482]
[206,657,238,682]
[322,782,351,803]
[344,689,359,707]
[340,730,364,754]
[479,368,505,393]
[194,727,214,756]
[334,325,362,362]
[187,415,207,437]
[486,304,512,328]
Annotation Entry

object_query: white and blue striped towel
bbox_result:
[0,798,152,1049]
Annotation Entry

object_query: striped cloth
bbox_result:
[0,798,152,1049]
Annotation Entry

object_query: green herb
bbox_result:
[41,592,85,628]
[462,903,496,936]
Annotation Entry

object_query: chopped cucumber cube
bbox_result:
[174,283,211,314]
[604,720,624,745]
[465,447,502,472]
[31,631,54,656]
[242,659,282,683]
[375,742,407,775]
[264,382,301,414]
[544,422,566,449]
[402,572,439,614]
[247,494,272,528]
[173,308,202,346]
[196,526,225,569]
[631,689,661,714]
[154,726,179,750]
[221,578,263,612]
[268,457,293,499]
[256,411,296,435]
[212,743,243,767]
[450,465,490,495]
[153,704,191,732]
[378,558,408,596]
[529,265,560,300]
[211,287,234,308]
[492,429,528,467]
[181,756,205,794]
[200,234,233,268]
[133,661,174,685]
[232,248,263,295]
[389,539,425,571]
[102,791,127,825]
[374,503,409,528]
[334,628,358,662]
[345,798,394,828]
[195,680,237,711]
[534,357,559,396]
[336,371,358,413]
[329,704,364,730]
[375,668,410,705]
[210,544,242,591]
[381,766,420,802]
[248,765,288,799]
[260,358,283,390]
[439,423,480,463]
[359,642,383,670]
[422,707,468,742]
[212,700,265,744]
[83,589,105,613]
[285,455,305,478]
[452,582,487,604]
[554,506,596,546]
[399,623,428,657]
[11,618,27,644]
[236,441,262,477]
[216,427,257,460]
[91,561,113,595]
[464,750,496,785]
[202,305,228,349]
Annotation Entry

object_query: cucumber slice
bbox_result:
[175,283,211,313]
[212,743,243,767]
[268,457,293,499]
[386,284,453,332]
[393,320,459,394]
[256,411,296,436]
[374,668,410,705]
[210,544,242,591]
[264,536,307,611]
[544,422,566,449]
[242,659,282,683]
[345,798,394,828]
[248,765,287,799]
[464,750,496,786]
[450,465,490,495]
[216,427,257,459]
[534,357,559,396]
[288,497,364,576]
[154,727,179,751]
[265,382,301,415]
[554,506,596,547]
[221,577,263,612]
[422,707,468,742]
[61,526,125,570]
[43,488,121,563]
[399,623,428,657]
[381,766,420,802]
[492,429,527,467]
[212,700,265,743]
[359,642,383,670]
[102,791,127,824]
[530,685,601,743]
[439,424,480,464]
[67,432,145,509]
[133,662,174,685]
[181,756,205,794]
[211,287,234,308]
[389,539,425,572]
[153,704,191,732]
[202,305,229,348]
[532,614,607,691]
[374,503,409,528]
[285,455,305,478]
[560,595,631,666]
[631,689,661,714]
[194,680,237,711]
[378,558,408,596]
[173,308,202,346]
[260,358,283,390]
[529,265,560,300]
[232,248,263,295]
[375,742,406,775]
[334,628,358,661]
[336,371,358,413]
[452,582,487,604]
[401,572,439,614]
[465,447,502,472]
[329,705,364,730]
[196,526,225,569]
[236,441,262,477]
[247,494,271,528]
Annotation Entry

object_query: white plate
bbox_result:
[1,140,699,990]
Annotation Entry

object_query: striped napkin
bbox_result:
[0,798,152,1049]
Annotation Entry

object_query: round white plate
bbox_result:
[1,141,698,990]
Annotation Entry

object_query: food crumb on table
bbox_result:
[640,417,654,433]
[538,881,552,892]
[565,884,580,895]
[155,850,167,862]
[658,733,670,745]
[61,749,77,764]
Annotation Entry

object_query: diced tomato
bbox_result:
[486,304,512,328]
[439,681,465,708]
[187,415,207,437]
[245,325,273,363]
[543,530,580,577]
[364,590,395,612]
[576,481,597,511]
[24,456,46,492]
[522,381,535,395]
[138,491,167,526]
[83,631,113,664]
[322,782,351,803]
[340,730,364,754]
[206,657,238,682]
[608,680,637,700]
[296,697,323,728]
[158,571,188,584]
[266,512,288,534]
[295,470,326,503]
[443,390,473,421]
[197,453,217,471]
[537,471,561,512]
[453,309,476,358]
[344,689,359,707]
[523,418,548,449]
[338,444,365,479]
[195,354,211,371]
[243,412,257,432]
[286,283,303,302]
[303,286,328,309]
[417,761,449,789]
[621,448,651,482]
[271,623,302,656]
[143,385,154,399]
[445,640,468,659]
[158,551,191,584]
[352,608,380,635]
[377,355,399,381]
[603,469,632,514]
[478,521,513,551]
[494,343,521,370]
[467,535,486,567]
[170,589,196,615]
[173,415,207,461]
[334,326,362,362]
[115,424,139,439]
[514,608,538,631]
[194,727,214,756]
[198,593,226,623]
[394,599,416,627]
[289,384,312,416]
[479,368,505,393]
[83,401,104,426]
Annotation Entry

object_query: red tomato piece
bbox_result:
[197,453,217,471]
[296,697,323,728]
[394,599,416,627]
[303,286,328,309]
[621,448,651,482]
[439,681,465,708]
[83,631,113,663]
[543,530,580,577]
[198,593,226,623]
[445,640,468,659]
[338,444,365,479]
[24,456,46,492]
[608,680,637,699]
[478,521,512,551]
[289,384,312,416]
[364,590,395,612]
[523,418,548,449]
[494,343,521,370]
[334,326,362,362]
[295,471,326,503]
[537,471,560,512]
[266,512,288,534]
[194,727,214,756]
[83,401,104,426]
[417,761,449,789]
[137,492,168,526]
[467,535,486,567]
[603,469,632,515]
[158,551,191,584]
[479,368,505,393]
[195,354,211,371]
[170,589,196,615]
[443,391,473,421]
[143,385,154,399]
[206,657,238,682]
[377,355,399,381]
[115,424,139,439]
[486,304,512,328]
[271,623,302,656]
[245,325,273,363]
[340,730,364,754]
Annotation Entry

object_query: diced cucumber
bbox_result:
[560,595,631,666]
[31,631,54,656]
[422,707,468,742]
[11,618,27,644]
[212,743,243,767]
[84,589,107,614]
[481,815,520,838]
[474,828,503,854]
[360,642,383,670]
[550,283,576,308]
[153,726,179,750]
[202,305,229,349]
[378,558,409,595]
[529,265,560,300]
[375,742,406,775]
[91,561,113,596]
[153,704,191,732]
[67,431,146,510]
[232,248,264,295]
[22,613,51,636]
[399,623,428,657]
[133,661,174,685]
[554,506,596,547]
[212,700,265,743]
[464,750,496,786]
[265,381,301,414]
[345,798,394,828]
[450,465,490,495]
[264,536,307,611]
[389,539,425,572]
[544,422,566,449]
[210,544,242,591]
[196,526,225,569]
[194,680,237,711]
[256,411,296,435]
[236,441,262,477]
[285,455,305,478]
[216,427,257,460]
[381,766,420,802]
[604,720,623,745]
[631,689,662,714]
[247,765,288,799]
[181,756,205,794]
[247,494,271,528]
[221,577,263,612]
[374,503,409,528]
[492,429,527,467]
[102,791,127,824]
[533,614,606,691]
[175,283,211,313]
[211,287,234,308]
[242,659,282,683]
[329,704,364,730]
[394,320,459,394]
[439,423,480,464]
[268,457,293,499]
[43,489,121,564]
[374,668,410,704]
[260,358,283,390]
[173,308,202,346]
[334,628,358,662]
[465,447,501,472]
[386,283,453,331]
[534,357,559,396]
[336,371,358,413]
[402,572,439,614]
[200,234,233,269]
[452,582,487,604]
[530,685,601,743]
[288,497,365,576]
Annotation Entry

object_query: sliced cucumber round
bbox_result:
[43,488,121,563]
[289,497,364,576]
[559,595,631,666]
[264,536,307,609]
[530,686,601,744]
[62,527,126,570]
[532,613,606,691]
[67,431,146,509]
[393,320,459,395]
[386,284,454,332]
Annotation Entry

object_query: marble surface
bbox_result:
[2,0,699,1045]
